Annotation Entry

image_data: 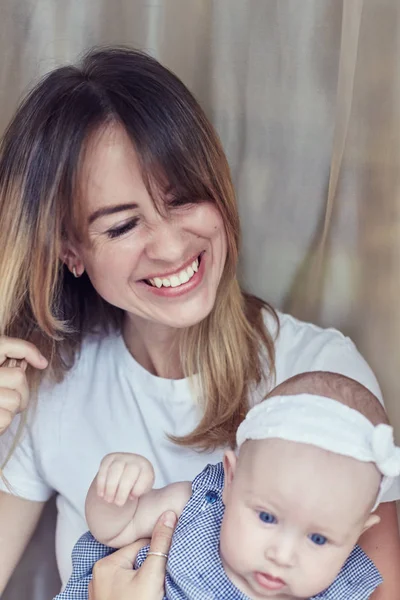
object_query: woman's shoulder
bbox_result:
[262,308,382,402]
[75,330,124,366]
[263,307,348,346]
[36,331,124,407]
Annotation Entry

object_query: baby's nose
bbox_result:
[266,535,297,567]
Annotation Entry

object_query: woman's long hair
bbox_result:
[0,46,277,451]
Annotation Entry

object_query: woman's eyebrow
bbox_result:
[88,203,138,225]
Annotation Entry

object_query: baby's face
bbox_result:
[220,439,380,599]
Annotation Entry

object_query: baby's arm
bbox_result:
[85,452,191,548]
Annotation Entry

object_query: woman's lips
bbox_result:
[143,252,202,282]
[139,252,205,298]
[254,571,286,591]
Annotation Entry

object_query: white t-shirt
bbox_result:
[1,310,399,587]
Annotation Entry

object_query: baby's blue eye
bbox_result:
[309,533,327,546]
[259,512,277,524]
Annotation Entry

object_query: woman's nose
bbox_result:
[145,216,190,264]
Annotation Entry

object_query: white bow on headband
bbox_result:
[236,394,400,510]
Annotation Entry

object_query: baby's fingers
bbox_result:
[114,463,141,506]
[102,461,126,503]
[130,464,155,498]
[96,454,119,498]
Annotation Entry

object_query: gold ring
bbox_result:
[147,551,168,559]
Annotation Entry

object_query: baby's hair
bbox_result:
[266,371,388,427]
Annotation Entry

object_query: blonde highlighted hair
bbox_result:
[0,46,277,452]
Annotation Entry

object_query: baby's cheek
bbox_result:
[297,552,346,597]
[219,514,237,563]
[220,510,254,571]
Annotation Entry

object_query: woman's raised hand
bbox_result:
[0,337,48,434]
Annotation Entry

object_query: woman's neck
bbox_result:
[122,314,183,379]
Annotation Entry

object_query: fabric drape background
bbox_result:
[1,1,399,597]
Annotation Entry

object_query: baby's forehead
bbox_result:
[240,437,333,461]
[239,438,380,488]
[237,438,380,506]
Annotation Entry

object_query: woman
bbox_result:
[0,47,399,599]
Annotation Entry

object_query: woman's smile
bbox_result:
[138,252,205,298]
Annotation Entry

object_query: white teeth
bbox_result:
[148,256,200,289]
[179,271,190,284]
[170,275,180,287]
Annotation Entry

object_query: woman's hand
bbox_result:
[88,510,177,600]
[0,337,48,434]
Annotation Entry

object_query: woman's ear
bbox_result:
[362,513,381,534]
[222,450,237,504]
[61,242,85,277]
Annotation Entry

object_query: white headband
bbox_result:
[236,394,400,511]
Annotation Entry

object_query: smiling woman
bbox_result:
[0,46,270,439]
[72,124,227,333]
[0,46,399,598]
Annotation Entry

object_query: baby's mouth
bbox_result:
[254,571,286,591]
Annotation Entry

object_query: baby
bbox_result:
[56,372,400,599]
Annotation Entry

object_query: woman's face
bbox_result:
[69,125,228,330]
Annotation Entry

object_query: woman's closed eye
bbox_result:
[167,195,195,209]
[259,511,277,524]
[106,218,139,239]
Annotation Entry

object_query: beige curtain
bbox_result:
[1,1,399,597]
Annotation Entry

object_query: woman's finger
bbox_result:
[89,538,150,600]
[0,337,48,369]
[0,408,14,434]
[0,388,23,414]
[109,538,151,570]
[142,511,177,579]
[0,369,29,410]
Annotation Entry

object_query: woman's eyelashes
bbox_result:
[106,218,139,239]
[104,197,196,239]
[167,195,194,209]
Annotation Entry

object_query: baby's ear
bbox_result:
[362,513,381,534]
[222,450,237,504]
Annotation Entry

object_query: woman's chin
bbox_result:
[158,306,214,330]
[146,296,216,330]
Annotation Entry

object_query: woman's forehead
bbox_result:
[74,124,169,231]
[81,124,140,182]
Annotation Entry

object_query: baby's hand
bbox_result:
[96,453,155,507]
